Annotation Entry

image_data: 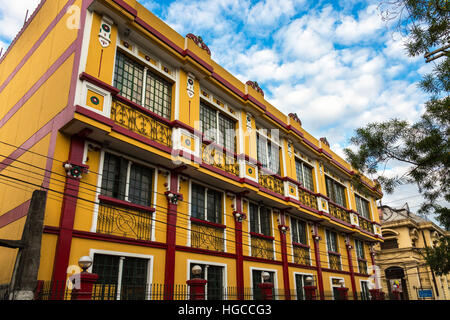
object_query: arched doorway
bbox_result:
[385,266,409,300]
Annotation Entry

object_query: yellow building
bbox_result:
[375,205,450,300]
[0,0,383,300]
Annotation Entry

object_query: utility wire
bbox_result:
[0,172,367,270]
[0,145,381,260]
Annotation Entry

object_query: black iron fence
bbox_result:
[28,281,405,301]
[0,280,409,301]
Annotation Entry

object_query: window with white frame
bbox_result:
[189,262,224,300]
[291,218,307,245]
[325,176,347,207]
[249,203,272,236]
[326,230,341,270]
[326,230,339,253]
[92,253,150,300]
[355,194,371,219]
[199,101,236,152]
[295,158,314,191]
[191,182,223,224]
[257,132,281,175]
[100,152,154,207]
[355,239,365,259]
[114,51,172,119]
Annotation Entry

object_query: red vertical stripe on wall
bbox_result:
[313,224,325,300]
[51,136,85,286]
[163,171,179,299]
[279,212,291,300]
[346,237,358,300]
[234,195,244,299]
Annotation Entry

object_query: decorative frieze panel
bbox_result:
[241,160,258,182]
[80,81,113,117]
[316,196,329,213]
[172,127,200,157]
[285,181,299,200]
[350,212,359,227]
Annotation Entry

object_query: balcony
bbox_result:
[250,233,274,260]
[328,201,351,225]
[328,252,342,270]
[359,216,374,234]
[298,187,318,210]
[201,143,240,177]
[190,218,225,252]
[110,97,173,148]
[96,197,154,241]
[293,244,311,266]
[258,170,284,196]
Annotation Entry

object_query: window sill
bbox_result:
[98,195,155,213]
[327,251,341,256]
[250,232,274,241]
[293,242,310,249]
[190,217,226,229]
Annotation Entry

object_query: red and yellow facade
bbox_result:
[0,0,383,299]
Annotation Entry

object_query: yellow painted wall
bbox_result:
[0,0,71,85]
[84,12,118,85]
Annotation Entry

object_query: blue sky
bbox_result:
[0,0,444,223]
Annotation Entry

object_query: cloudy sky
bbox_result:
[0,0,444,224]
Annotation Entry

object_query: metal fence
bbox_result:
[32,281,400,301]
[0,280,407,301]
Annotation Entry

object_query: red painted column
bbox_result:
[258,282,274,300]
[51,136,85,294]
[337,287,349,300]
[71,272,98,300]
[233,195,244,300]
[278,212,291,300]
[164,171,179,300]
[345,237,358,300]
[312,224,325,300]
[304,285,317,300]
[186,279,207,300]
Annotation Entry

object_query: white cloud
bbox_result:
[0,0,41,40]
[335,4,384,44]
[275,5,336,60]
[246,0,306,27]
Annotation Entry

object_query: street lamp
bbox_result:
[78,256,93,272]
[305,276,314,286]
[192,265,202,279]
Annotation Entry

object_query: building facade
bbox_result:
[0,0,383,300]
[375,205,450,300]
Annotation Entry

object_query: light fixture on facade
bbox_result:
[192,265,202,279]
[78,256,93,272]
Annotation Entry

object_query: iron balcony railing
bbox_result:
[96,202,153,241]
[359,216,374,234]
[201,142,240,177]
[250,233,274,260]
[328,252,342,271]
[292,244,311,266]
[298,187,318,210]
[110,98,173,148]
[190,219,225,252]
[328,201,351,225]
[258,171,284,196]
